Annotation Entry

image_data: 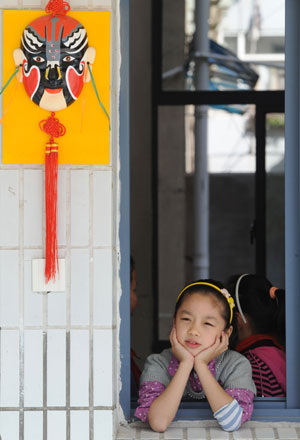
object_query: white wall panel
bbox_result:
[93,171,112,247]
[24,249,43,326]
[47,330,66,406]
[24,170,43,247]
[70,330,89,407]
[0,330,19,407]
[0,1,18,8]
[22,0,43,5]
[0,3,119,440]
[71,170,89,246]
[70,411,89,440]
[93,248,112,326]
[0,412,19,440]
[92,0,112,6]
[94,330,113,406]
[69,0,88,7]
[48,291,66,326]
[94,410,113,440]
[48,411,66,440]
[71,249,89,325]
[24,330,43,407]
[0,170,19,246]
[0,250,19,326]
[24,411,43,440]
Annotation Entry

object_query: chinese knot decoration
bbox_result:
[13,0,96,283]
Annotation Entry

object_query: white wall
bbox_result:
[0,1,122,439]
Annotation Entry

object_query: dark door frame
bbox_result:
[255,105,285,275]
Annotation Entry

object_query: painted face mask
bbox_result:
[13,13,95,111]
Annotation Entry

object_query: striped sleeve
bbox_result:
[213,399,243,432]
[245,352,285,396]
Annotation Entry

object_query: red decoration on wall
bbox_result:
[13,0,97,283]
[39,112,66,283]
[45,0,71,15]
[39,112,66,141]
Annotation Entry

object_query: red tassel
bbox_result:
[39,112,66,283]
[45,142,59,283]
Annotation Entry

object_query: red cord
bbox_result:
[39,112,66,283]
[45,144,59,283]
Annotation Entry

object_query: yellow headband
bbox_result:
[176,281,235,324]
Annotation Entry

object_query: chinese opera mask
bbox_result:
[13,14,96,111]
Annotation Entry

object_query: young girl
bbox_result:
[135,280,256,432]
[227,273,286,397]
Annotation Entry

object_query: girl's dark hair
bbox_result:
[227,274,285,346]
[174,279,238,348]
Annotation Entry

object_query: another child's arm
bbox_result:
[147,328,193,432]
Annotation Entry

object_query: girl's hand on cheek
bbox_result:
[170,327,194,367]
[194,332,229,366]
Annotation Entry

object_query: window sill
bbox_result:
[118,420,300,439]
[131,397,288,421]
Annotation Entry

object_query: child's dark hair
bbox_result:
[227,274,285,347]
[174,279,238,348]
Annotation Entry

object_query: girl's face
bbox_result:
[174,293,232,355]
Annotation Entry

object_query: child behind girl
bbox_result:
[135,280,256,432]
[227,274,286,397]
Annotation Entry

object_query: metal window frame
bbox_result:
[140,0,299,421]
[151,1,285,357]
[119,0,300,422]
[119,0,131,420]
